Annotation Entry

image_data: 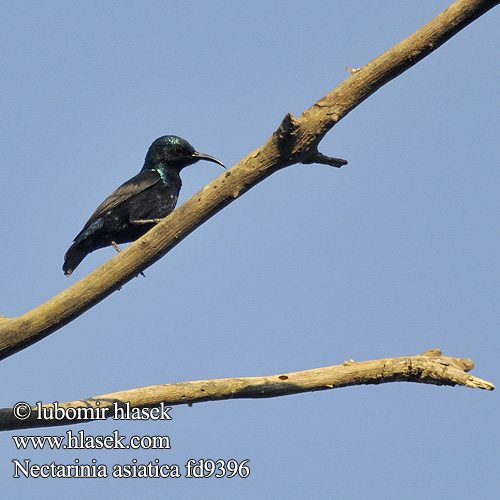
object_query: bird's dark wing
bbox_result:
[80,170,161,232]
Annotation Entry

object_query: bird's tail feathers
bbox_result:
[63,245,87,277]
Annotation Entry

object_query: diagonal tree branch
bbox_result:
[0,349,493,432]
[0,0,498,360]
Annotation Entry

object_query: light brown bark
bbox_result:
[1,349,493,431]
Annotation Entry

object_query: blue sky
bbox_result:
[1,1,499,498]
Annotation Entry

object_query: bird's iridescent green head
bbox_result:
[142,135,225,172]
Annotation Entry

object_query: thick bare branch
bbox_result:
[0,0,498,360]
[0,349,493,432]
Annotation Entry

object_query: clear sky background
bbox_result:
[1,1,499,498]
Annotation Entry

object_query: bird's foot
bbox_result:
[112,240,145,277]
[111,241,122,253]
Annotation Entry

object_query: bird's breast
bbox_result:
[152,192,177,218]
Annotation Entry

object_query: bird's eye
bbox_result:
[173,146,183,156]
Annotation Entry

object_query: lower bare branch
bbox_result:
[1,349,493,432]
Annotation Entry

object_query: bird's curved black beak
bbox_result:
[192,151,226,169]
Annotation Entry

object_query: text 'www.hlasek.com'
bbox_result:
[10,401,250,479]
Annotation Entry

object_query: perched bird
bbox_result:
[63,135,224,276]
